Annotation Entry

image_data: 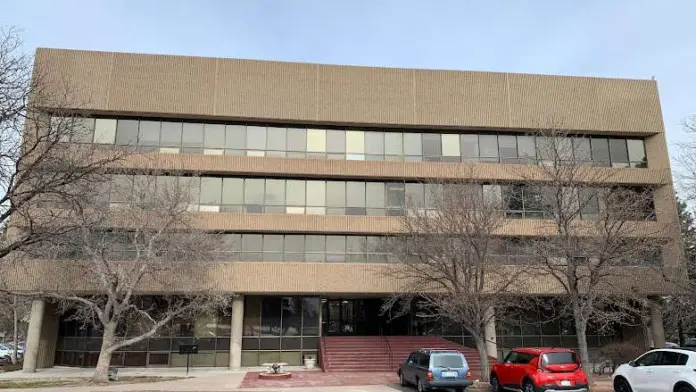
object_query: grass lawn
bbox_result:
[0,376,184,389]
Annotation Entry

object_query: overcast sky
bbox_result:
[3,0,695,176]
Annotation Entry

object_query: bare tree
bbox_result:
[0,293,29,362]
[512,127,668,382]
[16,172,229,382]
[381,174,532,382]
[0,27,124,261]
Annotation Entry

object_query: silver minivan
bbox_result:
[398,349,473,392]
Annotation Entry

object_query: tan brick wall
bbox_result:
[35,48,663,134]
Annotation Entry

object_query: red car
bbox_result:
[490,348,589,392]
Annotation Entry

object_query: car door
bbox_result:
[511,352,536,387]
[402,352,418,383]
[498,351,519,386]
[630,351,663,392]
[653,351,687,392]
[416,352,431,383]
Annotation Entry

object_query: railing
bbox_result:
[379,326,393,371]
[318,336,327,372]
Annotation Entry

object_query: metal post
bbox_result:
[186,353,190,376]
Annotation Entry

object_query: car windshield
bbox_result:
[541,352,578,367]
[432,354,464,368]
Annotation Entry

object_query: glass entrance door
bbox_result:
[322,300,356,335]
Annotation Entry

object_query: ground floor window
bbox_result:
[241,296,320,366]
[55,307,232,367]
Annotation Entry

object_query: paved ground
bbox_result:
[0,367,615,392]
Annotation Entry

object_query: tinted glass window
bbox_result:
[365,131,384,156]
[326,130,346,153]
[432,354,464,368]
[137,121,160,147]
[403,133,422,156]
[479,135,499,160]
[385,133,403,156]
[93,119,117,144]
[573,137,592,162]
[591,138,610,166]
[246,126,267,150]
[460,134,479,160]
[609,139,629,167]
[517,136,536,163]
[182,123,204,147]
[422,133,442,160]
[266,127,286,151]
[115,119,139,146]
[515,352,535,364]
[287,128,306,152]
[659,351,685,366]
[498,135,518,162]
[204,124,225,149]
[419,353,430,367]
[635,351,661,366]
[306,129,326,152]
[441,134,460,157]
[627,139,647,167]
[160,122,183,147]
[224,125,246,150]
[541,352,577,367]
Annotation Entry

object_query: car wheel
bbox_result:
[417,378,427,392]
[523,379,536,392]
[614,377,633,392]
[676,383,696,392]
[399,371,407,386]
[490,374,500,392]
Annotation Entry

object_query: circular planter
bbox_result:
[258,372,292,380]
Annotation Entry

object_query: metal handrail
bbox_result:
[383,333,394,370]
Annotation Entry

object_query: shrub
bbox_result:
[600,342,644,368]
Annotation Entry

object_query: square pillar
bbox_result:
[22,299,45,372]
[229,295,244,369]
[484,306,498,359]
[648,297,665,348]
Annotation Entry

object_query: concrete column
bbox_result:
[484,307,498,359]
[229,295,244,369]
[649,297,665,348]
[23,299,46,372]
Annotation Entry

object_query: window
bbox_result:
[658,351,686,366]
[115,119,139,146]
[386,183,405,214]
[326,236,346,262]
[346,131,365,160]
[265,179,286,207]
[326,130,346,155]
[422,133,442,162]
[517,136,536,164]
[479,135,499,162]
[287,128,306,152]
[366,182,385,214]
[385,133,403,160]
[138,121,160,148]
[541,352,577,367]
[200,178,222,208]
[306,181,326,214]
[93,119,117,144]
[306,129,326,153]
[263,235,284,261]
[160,122,183,149]
[635,351,661,367]
[204,124,225,152]
[498,135,518,164]
[284,235,304,262]
[365,131,384,160]
[346,182,366,215]
[224,125,246,153]
[182,123,204,149]
[244,179,265,213]
[405,183,425,207]
[221,178,244,211]
[326,181,346,209]
[242,234,263,260]
[432,354,464,368]
[609,139,629,168]
[627,139,647,168]
[286,180,306,207]
[266,127,287,154]
[246,126,266,151]
[591,138,610,167]
[71,118,95,143]
[459,134,479,162]
[573,137,592,163]
[403,133,422,161]
[441,134,460,162]
[305,236,325,262]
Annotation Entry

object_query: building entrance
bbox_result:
[321,298,411,336]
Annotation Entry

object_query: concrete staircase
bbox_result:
[319,335,495,378]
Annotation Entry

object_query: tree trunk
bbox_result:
[12,296,17,364]
[678,319,685,347]
[473,333,490,382]
[573,308,593,385]
[91,321,117,383]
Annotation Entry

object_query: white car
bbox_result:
[613,348,696,392]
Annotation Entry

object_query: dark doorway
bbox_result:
[321,298,411,336]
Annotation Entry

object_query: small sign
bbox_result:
[179,344,199,355]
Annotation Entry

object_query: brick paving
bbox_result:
[239,371,399,389]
